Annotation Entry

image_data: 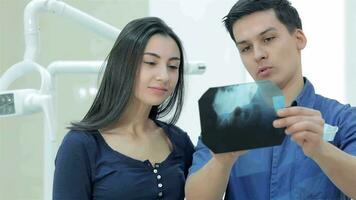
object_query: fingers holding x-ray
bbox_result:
[273,106,325,157]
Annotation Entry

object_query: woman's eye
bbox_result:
[144,61,156,65]
[169,65,179,69]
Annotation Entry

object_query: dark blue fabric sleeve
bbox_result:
[53,131,93,200]
[182,131,195,177]
[166,123,195,177]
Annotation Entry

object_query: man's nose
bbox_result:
[254,45,268,62]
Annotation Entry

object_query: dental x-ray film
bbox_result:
[198,80,286,153]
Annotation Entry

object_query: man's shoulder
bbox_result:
[314,94,353,117]
[304,78,350,111]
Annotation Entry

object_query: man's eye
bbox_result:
[264,37,275,43]
[241,46,251,53]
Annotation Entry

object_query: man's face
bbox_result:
[232,9,306,90]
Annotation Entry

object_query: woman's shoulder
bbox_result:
[60,129,100,152]
[156,120,188,138]
[63,129,98,142]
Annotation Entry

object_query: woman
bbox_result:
[53,17,194,200]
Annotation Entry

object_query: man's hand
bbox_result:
[212,150,248,165]
[273,106,326,158]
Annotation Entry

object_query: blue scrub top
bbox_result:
[53,120,194,200]
[189,78,356,200]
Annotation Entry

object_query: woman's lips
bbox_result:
[148,87,168,95]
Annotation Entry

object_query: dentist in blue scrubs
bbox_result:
[185,0,356,199]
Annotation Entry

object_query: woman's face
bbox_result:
[133,34,181,106]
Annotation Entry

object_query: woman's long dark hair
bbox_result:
[70,17,185,131]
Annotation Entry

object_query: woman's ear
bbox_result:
[295,29,307,50]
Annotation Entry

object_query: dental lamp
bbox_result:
[0,60,55,200]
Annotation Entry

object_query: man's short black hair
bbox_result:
[223,0,302,41]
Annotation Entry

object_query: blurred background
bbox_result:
[0,0,355,199]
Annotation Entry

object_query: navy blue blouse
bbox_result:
[53,120,195,200]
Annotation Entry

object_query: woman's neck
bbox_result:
[101,100,155,136]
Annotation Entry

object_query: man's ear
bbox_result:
[295,29,307,50]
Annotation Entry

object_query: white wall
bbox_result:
[346,0,356,106]
[291,0,346,104]
[149,0,347,144]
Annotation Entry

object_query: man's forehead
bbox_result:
[234,16,286,41]
[234,26,278,44]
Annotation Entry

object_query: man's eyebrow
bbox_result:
[259,27,277,36]
[236,40,248,46]
[236,27,277,45]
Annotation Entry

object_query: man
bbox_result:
[185,0,356,199]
